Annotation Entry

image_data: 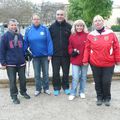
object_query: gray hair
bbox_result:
[8,19,19,25]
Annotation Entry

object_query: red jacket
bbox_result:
[83,29,120,67]
[68,32,88,65]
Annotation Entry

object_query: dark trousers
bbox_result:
[6,66,27,99]
[52,56,70,90]
[91,65,114,101]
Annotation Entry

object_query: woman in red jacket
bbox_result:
[68,19,88,100]
[83,15,120,106]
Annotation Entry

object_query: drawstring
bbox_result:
[9,30,19,47]
[14,34,19,47]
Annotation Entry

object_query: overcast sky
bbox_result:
[29,0,120,5]
[29,0,68,4]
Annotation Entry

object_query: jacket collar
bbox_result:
[96,27,105,34]
[32,24,41,29]
[55,20,66,26]
[76,31,84,35]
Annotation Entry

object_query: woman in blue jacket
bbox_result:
[0,19,30,104]
[24,14,53,96]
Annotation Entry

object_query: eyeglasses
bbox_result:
[57,14,64,16]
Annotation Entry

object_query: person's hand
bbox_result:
[116,62,120,65]
[25,50,33,61]
[71,49,80,57]
[0,65,6,70]
[48,56,52,61]
[83,63,89,66]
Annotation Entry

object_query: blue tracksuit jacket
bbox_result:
[24,24,53,57]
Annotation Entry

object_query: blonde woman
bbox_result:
[68,19,88,100]
[83,15,120,106]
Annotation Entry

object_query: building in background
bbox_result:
[105,4,120,28]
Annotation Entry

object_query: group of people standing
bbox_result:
[0,9,120,107]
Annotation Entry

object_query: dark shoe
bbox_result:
[21,93,30,99]
[96,99,102,106]
[104,100,110,106]
[13,98,20,104]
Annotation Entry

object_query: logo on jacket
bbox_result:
[93,37,98,41]
[9,40,22,48]
[40,31,45,35]
[104,36,109,41]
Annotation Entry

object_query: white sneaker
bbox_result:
[68,95,75,101]
[44,90,51,95]
[80,93,85,99]
[34,91,40,96]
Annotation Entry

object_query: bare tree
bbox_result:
[39,2,65,25]
[0,0,34,25]
[0,0,66,25]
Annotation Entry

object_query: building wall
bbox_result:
[105,6,120,28]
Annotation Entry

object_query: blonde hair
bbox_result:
[71,19,88,34]
[93,15,104,22]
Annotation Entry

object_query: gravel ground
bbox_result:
[0,80,120,120]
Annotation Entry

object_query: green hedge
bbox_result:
[111,25,120,32]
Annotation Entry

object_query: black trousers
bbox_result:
[52,56,70,90]
[6,66,27,99]
[91,65,114,101]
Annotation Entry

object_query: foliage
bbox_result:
[68,0,113,26]
[111,25,120,32]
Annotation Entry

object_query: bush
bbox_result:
[111,25,120,32]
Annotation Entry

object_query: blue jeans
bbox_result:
[33,57,49,92]
[70,64,88,95]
